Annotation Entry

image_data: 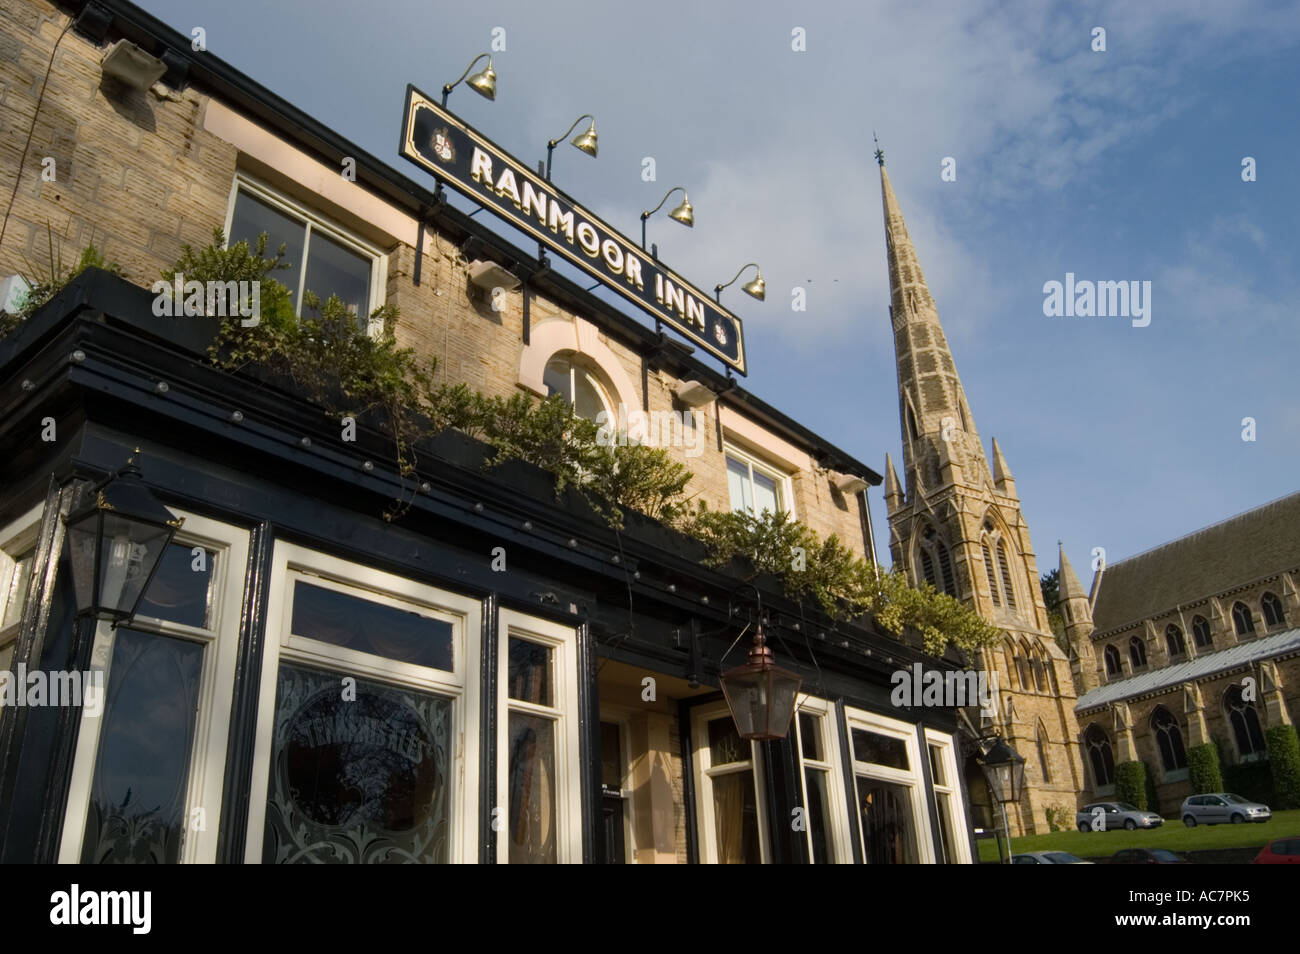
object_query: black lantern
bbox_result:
[978,736,1026,805]
[720,622,802,741]
[62,450,183,623]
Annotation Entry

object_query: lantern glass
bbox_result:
[720,661,802,741]
[979,738,1027,804]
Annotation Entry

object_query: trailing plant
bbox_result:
[680,505,1001,656]
[1,223,121,337]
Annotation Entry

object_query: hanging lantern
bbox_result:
[719,623,802,741]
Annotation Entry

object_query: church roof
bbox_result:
[1076,625,1300,712]
[1090,491,1300,634]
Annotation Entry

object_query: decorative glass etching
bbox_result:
[262,664,451,864]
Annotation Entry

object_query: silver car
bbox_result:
[1076,801,1163,831]
[1180,793,1271,826]
[1011,851,1094,864]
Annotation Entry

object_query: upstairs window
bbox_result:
[1191,615,1213,649]
[1261,592,1286,628]
[1165,624,1186,658]
[1129,636,1147,670]
[226,177,384,323]
[1232,601,1255,637]
[1103,644,1121,677]
[726,447,788,517]
[544,354,612,424]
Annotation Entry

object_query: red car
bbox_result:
[1252,837,1300,864]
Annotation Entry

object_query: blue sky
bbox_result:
[138,0,1300,582]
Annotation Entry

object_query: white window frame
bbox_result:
[793,695,852,863]
[544,352,615,424]
[724,444,793,518]
[496,608,583,864]
[843,706,934,864]
[59,510,249,864]
[597,706,638,864]
[224,173,388,331]
[923,728,972,864]
[245,541,480,863]
[0,503,44,677]
[690,699,770,864]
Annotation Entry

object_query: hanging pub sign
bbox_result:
[399,85,747,375]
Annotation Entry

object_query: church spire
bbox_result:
[884,451,903,512]
[991,437,1017,497]
[879,158,986,496]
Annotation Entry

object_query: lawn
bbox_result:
[975,809,1300,862]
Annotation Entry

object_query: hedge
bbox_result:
[1223,759,1273,805]
[1266,724,1300,810]
[1114,760,1149,810]
[1187,743,1223,794]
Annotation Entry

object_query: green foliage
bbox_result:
[1044,806,1064,833]
[1223,758,1274,807]
[1143,759,1160,815]
[1265,724,1300,809]
[679,505,1001,657]
[2,224,121,337]
[1187,742,1224,795]
[1113,760,1149,810]
[1040,568,1060,612]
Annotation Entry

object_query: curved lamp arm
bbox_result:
[640,186,692,250]
[545,114,597,180]
[442,53,494,106]
[641,186,687,221]
[548,114,595,149]
[715,262,764,302]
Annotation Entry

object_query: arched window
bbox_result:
[1003,641,1016,687]
[1084,724,1115,788]
[982,544,1001,608]
[996,542,1017,609]
[1191,615,1212,649]
[917,525,957,598]
[1103,644,1121,677]
[1046,653,1059,694]
[906,403,919,441]
[1232,601,1255,637]
[1262,592,1286,628]
[1036,722,1052,783]
[1165,624,1186,658]
[1149,706,1187,772]
[1129,636,1147,670]
[1016,647,1032,691]
[1031,646,1046,693]
[1224,686,1266,759]
[544,353,612,423]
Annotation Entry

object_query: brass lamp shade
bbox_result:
[467,59,497,100]
[719,626,802,740]
[669,196,694,227]
[742,273,766,301]
[571,121,598,157]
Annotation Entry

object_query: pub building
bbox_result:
[0,0,978,864]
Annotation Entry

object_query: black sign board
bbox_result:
[399,85,747,375]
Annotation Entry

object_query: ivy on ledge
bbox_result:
[157,231,999,656]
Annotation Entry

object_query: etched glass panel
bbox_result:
[81,628,203,863]
[507,638,552,706]
[262,664,451,864]
[708,716,748,766]
[852,728,910,770]
[507,711,557,863]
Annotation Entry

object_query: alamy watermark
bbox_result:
[150,272,261,326]
[1042,273,1150,327]
[891,663,998,718]
[0,665,104,716]
[595,403,706,458]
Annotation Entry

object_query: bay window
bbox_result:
[845,708,932,864]
[59,510,249,863]
[246,542,480,863]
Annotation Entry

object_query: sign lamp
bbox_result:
[720,620,802,741]
[545,114,597,179]
[62,449,183,624]
[442,53,497,107]
[640,186,694,251]
[715,263,765,303]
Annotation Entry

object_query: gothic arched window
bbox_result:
[996,542,1017,609]
[1036,722,1052,783]
[1149,706,1187,772]
[1232,601,1255,637]
[1129,636,1147,670]
[917,525,957,598]
[982,543,1000,608]
[1165,624,1186,658]
[1191,615,1212,649]
[1224,685,1266,759]
[1084,724,1115,788]
[1030,646,1046,693]
[1103,645,1121,678]
[1262,592,1286,628]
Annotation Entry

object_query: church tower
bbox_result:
[875,148,1084,835]
[1058,542,1099,694]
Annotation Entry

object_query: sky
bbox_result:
[137,0,1300,581]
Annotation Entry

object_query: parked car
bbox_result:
[1111,848,1187,864]
[1252,837,1300,864]
[1076,801,1164,831]
[1180,793,1271,827]
[1011,851,1094,864]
